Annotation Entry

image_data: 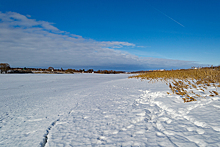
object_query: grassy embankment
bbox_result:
[129,67,220,102]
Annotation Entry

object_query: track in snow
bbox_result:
[1,74,220,146]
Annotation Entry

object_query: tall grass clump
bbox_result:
[130,67,220,102]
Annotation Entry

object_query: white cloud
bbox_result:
[0,12,198,70]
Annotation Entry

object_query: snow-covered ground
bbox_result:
[0,74,220,147]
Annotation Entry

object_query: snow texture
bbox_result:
[0,74,220,147]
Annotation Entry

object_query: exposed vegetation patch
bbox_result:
[130,67,220,102]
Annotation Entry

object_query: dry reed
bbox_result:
[129,67,220,102]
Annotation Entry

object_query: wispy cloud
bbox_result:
[0,12,196,70]
[151,6,185,27]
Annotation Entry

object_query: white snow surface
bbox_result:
[0,74,220,147]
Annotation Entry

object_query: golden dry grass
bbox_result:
[129,68,220,103]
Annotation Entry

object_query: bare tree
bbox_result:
[47,67,54,72]
[0,63,10,73]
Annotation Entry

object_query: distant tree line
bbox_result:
[0,63,10,73]
[0,63,149,74]
[3,62,218,74]
[0,63,127,74]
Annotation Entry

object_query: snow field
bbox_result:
[0,74,220,146]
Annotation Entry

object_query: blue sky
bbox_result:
[0,0,219,71]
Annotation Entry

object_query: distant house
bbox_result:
[7,70,12,73]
